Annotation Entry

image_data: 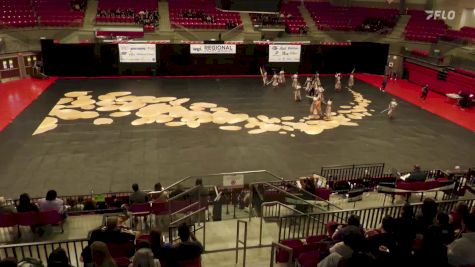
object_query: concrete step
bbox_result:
[82,0,98,30]
[298,4,318,34]
[158,1,171,32]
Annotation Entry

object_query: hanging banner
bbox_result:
[118,43,156,63]
[190,44,237,54]
[268,44,301,62]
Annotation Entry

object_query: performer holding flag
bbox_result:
[267,72,280,87]
[335,73,342,92]
[348,68,355,89]
[260,66,268,86]
[381,98,398,119]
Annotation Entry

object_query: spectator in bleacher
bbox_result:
[447,212,475,266]
[450,202,470,233]
[191,178,208,202]
[415,224,448,267]
[393,204,416,264]
[150,182,168,202]
[332,215,365,242]
[130,247,159,267]
[48,248,71,267]
[38,190,65,214]
[436,212,455,245]
[415,198,438,234]
[0,258,17,267]
[129,183,148,205]
[172,223,203,262]
[0,197,16,214]
[90,241,117,267]
[16,193,43,235]
[318,232,365,267]
[169,184,186,199]
[366,216,397,253]
[89,216,136,244]
[150,229,172,263]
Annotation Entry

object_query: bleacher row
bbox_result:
[404,62,475,95]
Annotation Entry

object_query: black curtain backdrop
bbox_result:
[41,40,389,76]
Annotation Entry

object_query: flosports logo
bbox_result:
[425,10,456,20]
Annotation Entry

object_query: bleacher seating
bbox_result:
[0,0,36,28]
[168,0,241,30]
[34,0,85,27]
[404,10,448,43]
[250,2,308,34]
[404,61,475,95]
[305,2,398,32]
[442,26,475,44]
[96,0,158,30]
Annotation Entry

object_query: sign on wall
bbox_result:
[118,44,156,63]
[190,44,237,54]
[223,174,244,187]
[268,44,301,62]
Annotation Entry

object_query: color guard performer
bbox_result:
[293,84,302,102]
[335,73,342,92]
[267,72,280,87]
[325,99,333,120]
[313,72,321,88]
[291,73,299,89]
[278,69,286,84]
[260,67,268,86]
[307,94,323,118]
[386,98,398,119]
[304,77,313,95]
[348,69,355,89]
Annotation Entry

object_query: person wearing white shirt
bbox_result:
[38,190,65,214]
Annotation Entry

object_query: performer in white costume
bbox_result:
[293,84,302,102]
[278,69,285,84]
[348,71,355,89]
[260,67,268,86]
[335,73,342,92]
[387,98,398,118]
[325,99,333,120]
[307,94,323,118]
[313,72,321,88]
[267,72,279,87]
[291,73,299,88]
[304,77,313,95]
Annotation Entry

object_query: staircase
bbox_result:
[387,14,410,40]
[158,1,171,32]
[298,3,318,34]
[82,0,98,30]
[239,12,255,33]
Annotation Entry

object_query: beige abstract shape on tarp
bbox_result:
[32,117,58,135]
[93,118,113,125]
[34,89,374,136]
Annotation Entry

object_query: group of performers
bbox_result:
[259,67,398,119]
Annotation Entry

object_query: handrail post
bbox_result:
[236,220,248,267]
[259,203,263,246]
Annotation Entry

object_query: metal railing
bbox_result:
[168,207,207,249]
[235,220,248,267]
[0,239,88,267]
[319,163,386,186]
[269,242,293,267]
[277,196,475,241]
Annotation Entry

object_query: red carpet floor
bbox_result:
[0,77,57,132]
[356,73,475,132]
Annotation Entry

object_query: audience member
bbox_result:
[393,203,416,259]
[450,202,470,232]
[150,229,172,263]
[332,215,365,242]
[415,224,448,267]
[90,241,117,267]
[150,182,168,202]
[447,212,475,267]
[130,247,159,267]
[48,248,71,267]
[436,212,455,244]
[173,223,203,262]
[367,216,397,254]
[318,232,365,267]
[169,184,186,199]
[129,183,148,205]
[38,190,65,214]
[89,216,136,244]
[415,198,438,234]
[16,193,42,234]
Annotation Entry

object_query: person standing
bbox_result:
[260,67,268,86]
[421,84,429,101]
[387,98,398,119]
[278,69,286,84]
[291,73,299,89]
[267,72,279,87]
[348,69,355,89]
[380,76,388,92]
[335,73,342,92]
[325,99,333,120]
[293,84,302,102]
[304,77,313,95]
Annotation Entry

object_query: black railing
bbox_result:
[278,197,475,241]
[320,163,388,190]
[0,239,88,267]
